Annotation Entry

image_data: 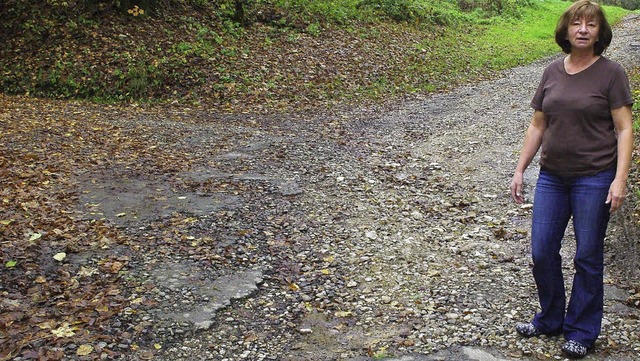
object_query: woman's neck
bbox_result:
[569,49,598,62]
[565,51,600,74]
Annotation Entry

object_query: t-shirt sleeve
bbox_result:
[609,64,634,109]
[531,67,549,111]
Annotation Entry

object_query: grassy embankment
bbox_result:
[0,0,633,111]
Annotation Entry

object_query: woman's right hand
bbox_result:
[510,110,545,205]
[510,172,525,203]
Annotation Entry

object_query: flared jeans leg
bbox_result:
[530,168,613,346]
[564,170,613,347]
[530,171,571,335]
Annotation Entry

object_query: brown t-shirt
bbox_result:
[531,56,633,177]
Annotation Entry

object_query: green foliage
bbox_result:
[305,22,322,37]
[357,0,413,22]
[125,62,151,98]
[457,0,536,17]
[600,0,640,10]
[630,69,640,131]
[356,0,463,25]
[258,0,546,30]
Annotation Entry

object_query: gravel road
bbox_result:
[101,14,637,361]
[7,14,637,361]
[116,14,640,361]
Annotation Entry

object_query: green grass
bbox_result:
[355,0,633,98]
[470,1,627,66]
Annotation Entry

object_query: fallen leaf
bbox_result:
[5,260,17,268]
[37,320,56,330]
[51,323,76,338]
[96,305,110,316]
[335,311,353,317]
[68,277,80,289]
[110,261,124,273]
[76,344,93,356]
[106,288,121,296]
[78,266,98,277]
[29,232,42,241]
[53,252,67,262]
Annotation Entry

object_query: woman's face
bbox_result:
[567,16,600,53]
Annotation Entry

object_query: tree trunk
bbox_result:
[232,0,247,25]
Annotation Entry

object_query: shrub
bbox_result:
[357,0,470,25]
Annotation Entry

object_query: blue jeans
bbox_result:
[530,167,615,347]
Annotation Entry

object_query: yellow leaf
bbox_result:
[52,323,76,338]
[335,311,352,318]
[29,233,42,241]
[288,282,300,291]
[322,255,335,263]
[38,320,56,330]
[321,269,331,275]
[154,343,162,349]
[0,219,12,226]
[76,344,93,356]
[53,252,67,262]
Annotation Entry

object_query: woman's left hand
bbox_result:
[608,105,634,214]
[606,178,627,213]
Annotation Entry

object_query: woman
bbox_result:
[510,0,634,358]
